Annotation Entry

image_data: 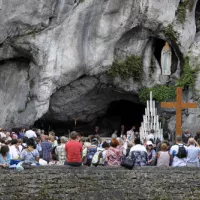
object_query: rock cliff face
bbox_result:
[0,0,200,133]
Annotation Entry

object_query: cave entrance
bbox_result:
[34,99,145,137]
[153,38,178,74]
[95,100,145,137]
[196,0,200,32]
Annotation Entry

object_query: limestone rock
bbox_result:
[0,0,199,131]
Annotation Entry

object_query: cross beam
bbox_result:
[161,87,198,136]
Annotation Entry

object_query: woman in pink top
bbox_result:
[105,139,121,166]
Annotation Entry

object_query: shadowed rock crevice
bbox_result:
[196,0,200,32]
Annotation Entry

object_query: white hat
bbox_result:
[146,141,153,145]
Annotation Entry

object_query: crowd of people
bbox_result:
[0,126,199,169]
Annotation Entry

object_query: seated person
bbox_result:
[65,131,82,167]
[0,146,11,168]
[129,138,148,167]
[20,138,39,165]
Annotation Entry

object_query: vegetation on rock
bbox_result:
[139,85,176,103]
[176,0,195,24]
[176,56,199,94]
[163,25,179,43]
[108,55,143,81]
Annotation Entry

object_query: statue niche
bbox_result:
[161,42,172,76]
[153,38,178,76]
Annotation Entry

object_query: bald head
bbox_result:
[188,138,195,145]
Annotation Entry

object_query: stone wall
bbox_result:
[0,166,200,200]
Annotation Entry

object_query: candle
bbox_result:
[150,92,153,114]
[147,101,149,116]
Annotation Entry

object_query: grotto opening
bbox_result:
[34,99,145,137]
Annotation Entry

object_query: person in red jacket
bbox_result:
[65,131,82,167]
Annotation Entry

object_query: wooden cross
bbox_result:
[161,87,198,136]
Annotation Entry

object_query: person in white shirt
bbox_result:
[24,128,37,138]
[9,139,21,159]
[147,129,155,143]
[126,126,135,141]
[186,138,200,167]
[170,136,187,167]
[0,130,6,138]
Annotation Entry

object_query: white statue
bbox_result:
[161,42,172,75]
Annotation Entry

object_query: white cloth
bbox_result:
[102,150,107,165]
[170,144,187,167]
[122,141,128,155]
[130,144,147,152]
[39,159,48,165]
[24,130,37,138]
[9,145,20,159]
[147,134,154,141]
[0,132,6,138]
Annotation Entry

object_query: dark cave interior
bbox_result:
[34,100,145,136]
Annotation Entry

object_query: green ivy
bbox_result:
[139,57,199,103]
[176,1,188,24]
[163,25,179,43]
[176,56,199,94]
[108,55,143,81]
[176,0,195,24]
[139,85,176,103]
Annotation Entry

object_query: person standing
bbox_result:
[65,131,82,167]
[49,131,58,148]
[126,126,135,141]
[182,129,192,145]
[41,135,52,163]
[147,129,155,143]
[186,138,200,167]
[24,127,37,139]
[170,136,187,167]
[56,137,68,165]
[156,133,173,152]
